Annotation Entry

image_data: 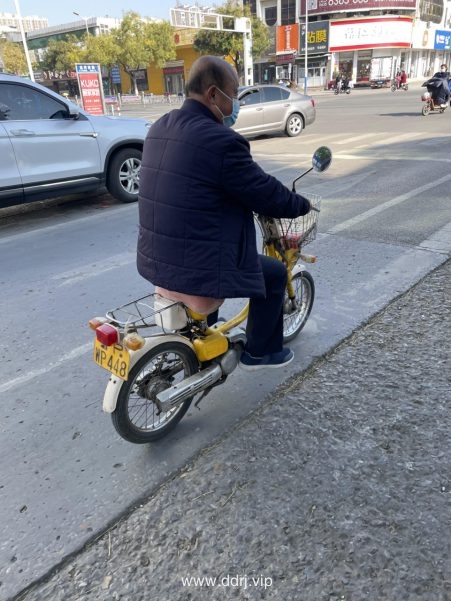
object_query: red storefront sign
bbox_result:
[75,63,105,116]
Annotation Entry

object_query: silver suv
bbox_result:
[0,73,151,208]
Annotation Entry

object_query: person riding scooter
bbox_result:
[423,65,450,107]
[341,74,350,92]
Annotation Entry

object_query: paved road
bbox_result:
[1,83,451,600]
[16,258,451,601]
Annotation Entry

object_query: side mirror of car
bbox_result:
[66,103,80,120]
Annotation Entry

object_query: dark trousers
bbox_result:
[207,255,287,357]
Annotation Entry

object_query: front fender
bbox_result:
[102,334,195,413]
[292,262,306,277]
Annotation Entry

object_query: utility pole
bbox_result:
[13,0,34,81]
[73,11,89,35]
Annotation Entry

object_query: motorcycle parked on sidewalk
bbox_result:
[89,147,332,443]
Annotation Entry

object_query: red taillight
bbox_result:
[96,323,119,346]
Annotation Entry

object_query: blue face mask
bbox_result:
[215,88,240,127]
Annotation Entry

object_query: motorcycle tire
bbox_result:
[403,84,408,91]
[283,271,315,343]
[346,88,351,94]
[334,88,339,95]
[112,341,199,443]
[391,84,396,92]
[422,104,430,116]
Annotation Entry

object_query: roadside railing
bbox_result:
[67,92,185,115]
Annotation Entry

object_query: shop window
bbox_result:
[419,0,444,24]
[264,6,277,26]
[281,0,296,25]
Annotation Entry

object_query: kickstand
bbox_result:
[194,387,213,409]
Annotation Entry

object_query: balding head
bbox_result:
[186,56,239,96]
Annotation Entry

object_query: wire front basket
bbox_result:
[276,194,321,250]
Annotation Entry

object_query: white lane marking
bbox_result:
[0,342,92,394]
[327,172,451,234]
[53,252,136,286]
[0,203,134,245]
[368,131,425,147]
[334,132,387,145]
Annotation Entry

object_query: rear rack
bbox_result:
[106,293,179,328]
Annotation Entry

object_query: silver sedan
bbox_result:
[233,84,316,138]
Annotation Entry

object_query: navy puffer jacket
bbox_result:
[137,99,310,299]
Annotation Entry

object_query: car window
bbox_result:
[0,83,69,121]
[239,89,262,106]
[280,88,290,100]
[261,87,283,102]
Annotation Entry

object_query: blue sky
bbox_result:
[8,1,187,26]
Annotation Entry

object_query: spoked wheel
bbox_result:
[283,271,315,343]
[422,103,430,116]
[112,342,199,443]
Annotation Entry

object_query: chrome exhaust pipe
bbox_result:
[156,364,223,412]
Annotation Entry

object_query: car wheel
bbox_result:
[285,113,303,137]
[107,148,142,203]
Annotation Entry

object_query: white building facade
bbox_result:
[0,12,48,32]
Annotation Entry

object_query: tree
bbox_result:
[81,33,120,94]
[110,12,176,94]
[1,40,29,75]
[39,36,83,73]
[82,33,119,68]
[193,1,269,78]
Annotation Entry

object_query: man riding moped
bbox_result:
[137,56,312,371]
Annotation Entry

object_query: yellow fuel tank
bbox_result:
[193,332,229,362]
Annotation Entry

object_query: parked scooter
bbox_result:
[89,147,332,443]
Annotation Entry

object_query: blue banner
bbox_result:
[75,63,101,74]
[111,67,121,83]
[434,30,451,50]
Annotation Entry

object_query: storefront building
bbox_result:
[251,0,451,87]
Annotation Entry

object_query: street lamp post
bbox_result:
[13,0,34,81]
[73,11,89,35]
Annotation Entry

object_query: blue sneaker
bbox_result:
[239,348,294,371]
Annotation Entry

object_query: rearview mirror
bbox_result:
[312,146,332,172]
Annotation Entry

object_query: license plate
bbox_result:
[94,339,130,380]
